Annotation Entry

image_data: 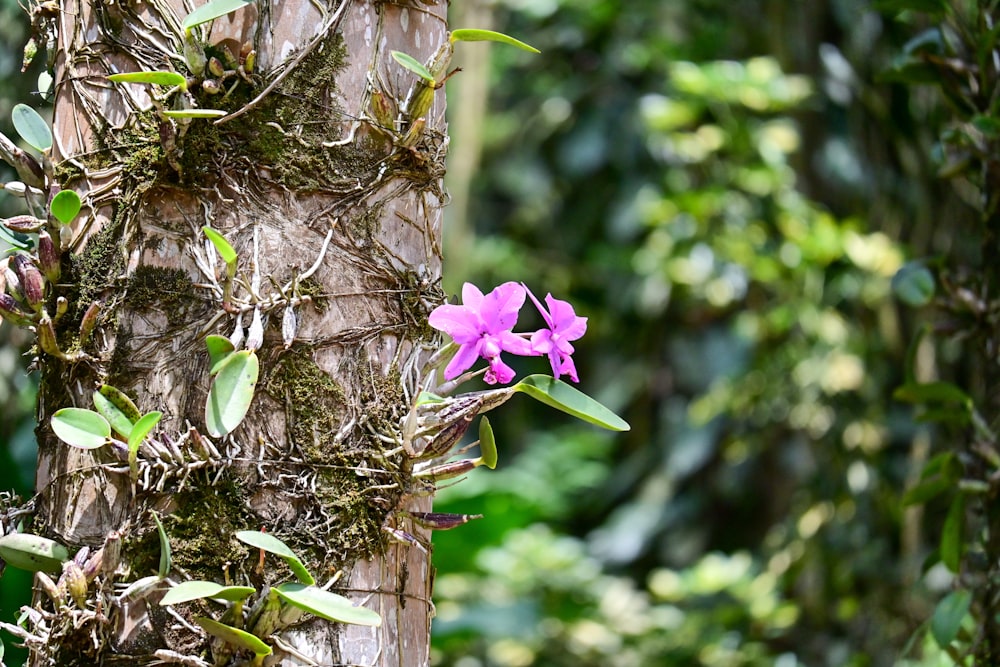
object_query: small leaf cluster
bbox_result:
[159,531,379,664]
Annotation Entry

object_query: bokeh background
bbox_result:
[0,0,971,665]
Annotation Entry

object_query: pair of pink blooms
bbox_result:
[429,282,587,385]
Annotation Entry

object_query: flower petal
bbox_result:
[485,357,517,385]
[443,342,481,380]
[558,354,580,383]
[428,304,481,343]
[524,284,554,329]
[529,329,554,354]
[461,283,485,310]
[544,294,587,340]
[482,282,526,332]
[500,330,536,356]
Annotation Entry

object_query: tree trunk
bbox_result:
[18,0,447,664]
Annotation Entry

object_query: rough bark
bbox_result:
[18,0,447,664]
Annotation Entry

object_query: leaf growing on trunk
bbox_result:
[107,71,188,91]
[49,190,81,225]
[51,408,111,449]
[274,583,382,626]
[449,29,540,53]
[161,580,255,605]
[205,351,258,437]
[182,0,253,32]
[514,375,630,431]
[12,103,51,151]
[235,530,314,585]
[194,616,271,657]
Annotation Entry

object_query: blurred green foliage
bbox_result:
[0,0,982,665]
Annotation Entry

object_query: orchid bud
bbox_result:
[3,181,44,198]
[4,267,22,304]
[421,415,472,460]
[12,253,45,311]
[61,560,88,607]
[208,56,225,78]
[59,223,73,247]
[0,293,34,327]
[37,231,60,283]
[36,315,63,358]
[409,511,482,530]
[79,300,100,345]
[246,307,264,351]
[281,304,296,349]
[370,90,395,131]
[400,117,426,148]
[242,50,256,76]
[36,571,62,605]
[2,215,45,233]
[183,32,206,77]
[414,458,476,481]
[201,79,222,95]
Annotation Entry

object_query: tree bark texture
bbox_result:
[18,0,448,664]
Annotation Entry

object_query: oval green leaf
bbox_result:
[391,51,436,83]
[235,530,314,585]
[514,375,630,431]
[151,510,172,578]
[93,390,135,439]
[128,411,162,452]
[162,109,228,119]
[161,580,255,605]
[98,384,142,423]
[12,103,52,151]
[941,494,964,573]
[108,71,188,90]
[930,589,971,649]
[205,334,236,373]
[194,616,271,656]
[275,583,381,627]
[205,350,258,437]
[892,262,935,307]
[50,190,82,225]
[182,0,253,31]
[449,29,540,53]
[51,408,111,449]
[478,416,497,469]
[202,226,237,265]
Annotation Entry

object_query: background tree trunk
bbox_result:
[26,0,446,664]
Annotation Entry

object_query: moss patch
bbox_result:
[125,265,199,326]
[265,350,346,462]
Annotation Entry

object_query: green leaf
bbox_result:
[206,335,236,373]
[194,616,272,657]
[514,375,630,431]
[416,391,445,405]
[275,583,381,626]
[203,226,237,266]
[892,262,935,307]
[51,408,111,449]
[478,416,497,469]
[151,510,172,578]
[162,109,228,119]
[97,384,142,424]
[902,453,961,506]
[93,390,136,439]
[12,103,51,151]
[182,0,253,31]
[107,71,188,91]
[160,580,255,605]
[449,29,540,53]
[894,381,971,406]
[205,350,259,437]
[234,530,314,585]
[50,190,82,225]
[128,411,163,471]
[941,494,964,572]
[391,51,436,83]
[873,0,948,16]
[930,589,971,649]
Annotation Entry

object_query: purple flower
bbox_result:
[525,287,587,383]
[429,282,535,385]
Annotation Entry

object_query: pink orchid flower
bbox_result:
[429,282,535,385]
[525,286,587,383]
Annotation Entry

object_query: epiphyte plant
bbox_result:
[159,531,380,665]
[381,29,539,145]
